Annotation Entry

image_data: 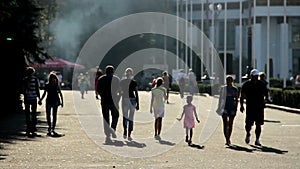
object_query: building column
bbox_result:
[252,23,263,71]
[280,23,289,78]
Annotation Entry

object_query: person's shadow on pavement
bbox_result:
[103,137,146,148]
[250,145,288,154]
[155,136,175,146]
[226,144,255,153]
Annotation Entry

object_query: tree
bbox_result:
[0,0,54,114]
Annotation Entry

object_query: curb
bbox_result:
[169,91,300,115]
[265,104,300,114]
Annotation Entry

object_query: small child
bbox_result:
[177,95,200,145]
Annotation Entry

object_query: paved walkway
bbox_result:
[0,90,300,168]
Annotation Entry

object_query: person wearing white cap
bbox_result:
[240,69,268,146]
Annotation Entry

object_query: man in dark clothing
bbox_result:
[22,67,41,137]
[97,65,121,140]
[240,69,268,146]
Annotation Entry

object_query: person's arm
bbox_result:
[150,91,154,113]
[134,86,139,110]
[35,77,41,100]
[38,89,47,105]
[58,86,64,107]
[240,86,245,113]
[194,106,200,123]
[177,107,184,121]
[234,87,239,111]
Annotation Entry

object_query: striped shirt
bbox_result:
[23,76,40,101]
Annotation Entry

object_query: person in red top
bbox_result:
[94,66,103,100]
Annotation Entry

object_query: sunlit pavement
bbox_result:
[0,90,300,169]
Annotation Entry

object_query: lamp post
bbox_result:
[208,3,222,81]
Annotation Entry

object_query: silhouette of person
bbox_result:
[21,67,41,137]
[97,65,121,141]
[38,72,63,136]
[240,69,268,146]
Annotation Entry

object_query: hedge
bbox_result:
[171,82,300,109]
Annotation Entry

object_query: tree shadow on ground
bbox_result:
[250,145,288,154]
[0,111,62,160]
[226,144,255,153]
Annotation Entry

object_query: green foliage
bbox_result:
[269,78,293,88]
[270,88,300,109]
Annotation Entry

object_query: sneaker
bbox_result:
[111,131,117,138]
[245,134,250,144]
[123,130,127,139]
[255,140,262,146]
[225,140,231,146]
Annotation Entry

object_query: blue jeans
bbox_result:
[122,98,136,132]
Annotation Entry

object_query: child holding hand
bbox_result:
[177,95,200,145]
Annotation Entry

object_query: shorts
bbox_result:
[153,107,165,119]
[245,108,264,126]
[222,109,236,117]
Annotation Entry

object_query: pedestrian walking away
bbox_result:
[78,76,88,99]
[94,66,103,100]
[21,67,41,137]
[240,69,268,146]
[177,95,200,146]
[120,68,139,141]
[162,71,171,104]
[216,75,239,146]
[97,65,121,142]
[188,69,197,96]
[150,77,167,138]
[177,69,186,99]
[38,72,64,136]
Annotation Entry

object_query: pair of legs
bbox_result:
[24,99,38,136]
[122,98,136,139]
[245,108,264,146]
[45,102,58,135]
[101,103,119,138]
[154,117,162,137]
[80,89,85,99]
[179,85,185,98]
[165,88,170,103]
[222,114,235,145]
[245,122,262,145]
[185,128,193,145]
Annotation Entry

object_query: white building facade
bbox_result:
[182,0,300,82]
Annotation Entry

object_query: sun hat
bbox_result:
[250,69,259,76]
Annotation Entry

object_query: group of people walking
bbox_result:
[21,65,270,147]
[95,65,201,145]
[21,67,63,137]
[217,69,269,146]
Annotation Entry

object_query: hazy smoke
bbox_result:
[49,0,169,62]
